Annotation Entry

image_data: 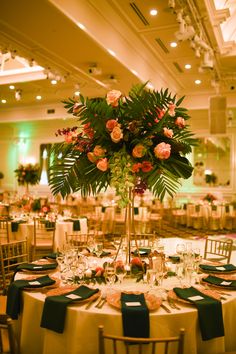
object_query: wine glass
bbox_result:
[146,269,157,289]
[175,263,184,286]
[87,236,96,254]
[114,261,127,284]
[95,242,103,257]
[176,243,186,261]
[104,262,116,286]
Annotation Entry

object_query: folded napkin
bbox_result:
[133,207,139,215]
[202,275,236,289]
[15,262,58,273]
[43,252,61,260]
[45,221,55,230]
[40,285,99,333]
[173,286,224,341]
[73,220,81,231]
[11,220,26,232]
[132,248,151,256]
[199,264,236,273]
[100,251,111,257]
[7,275,56,320]
[121,293,149,338]
[168,255,180,263]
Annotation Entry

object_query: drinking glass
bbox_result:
[175,263,184,286]
[87,235,96,254]
[115,261,127,284]
[176,243,186,260]
[146,269,157,288]
[104,262,116,286]
[95,242,103,257]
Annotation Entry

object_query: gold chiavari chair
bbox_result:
[65,232,88,250]
[204,236,233,264]
[0,220,10,243]
[0,239,29,293]
[98,325,185,354]
[31,217,56,260]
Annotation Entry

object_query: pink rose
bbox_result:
[132,144,146,158]
[110,126,123,143]
[154,142,171,160]
[168,103,176,117]
[106,90,122,107]
[175,117,186,128]
[93,145,106,157]
[87,152,97,163]
[141,161,153,172]
[163,127,173,138]
[96,158,109,172]
[106,119,118,132]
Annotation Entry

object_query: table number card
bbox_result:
[28,281,41,286]
[125,302,142,307]
[188,295,204,301]
[65,294,82,300]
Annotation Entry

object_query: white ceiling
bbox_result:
[0,0,236,121]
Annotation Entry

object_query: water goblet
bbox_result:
[114,261,127,284]
[146,269,157,289]
[176,243,186,261]
[104,262,116,286]
[95,242,103,258]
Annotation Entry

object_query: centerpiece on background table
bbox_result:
[49,83,197,262]
[14,163,40,194]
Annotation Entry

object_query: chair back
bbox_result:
[204,236,233,263]
[7,317,19,354]
[65,232,88,250]
[98,325,185,354]
[0,220,10,243]
[0,239,29,292]
[32,217,56,260]
[130,233,155,248]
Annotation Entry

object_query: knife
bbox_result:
[85,297,97,310]
[160,303,171,313]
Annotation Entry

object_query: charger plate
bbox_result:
[46,285,100,304]
[167,287,221,304]
[199,262,236,275]
[200,274,236,290]
[106,290,161,311]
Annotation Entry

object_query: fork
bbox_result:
[168,298,181,310]
[95,293,106,309]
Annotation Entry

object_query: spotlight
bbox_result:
[168,0,175,8]
[176,10,184,23]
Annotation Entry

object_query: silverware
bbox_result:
[160,303,171,313]
[168,298,181,310]
[95,293,106,308]
[85,297,98,310]
[98,298,107,309]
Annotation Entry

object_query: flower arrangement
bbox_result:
[14,163,40,187]
[49,83,196,207]
[203,193,217,203]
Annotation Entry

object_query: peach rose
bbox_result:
[141,161,153,172]
[96,158,109,172]
[93,145,106,157]
[87,152,97,163]
[175,117,186,128]
[168,103,176,117]
[132,144,146,158]
[106,90,122,107]
[163,127,173,138]
[154,142,171,160]
[106,119,118,132]
[110,126,123,143]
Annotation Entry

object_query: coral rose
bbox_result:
[110,126,123,143]
[96,158,109,172]
[154,142,171,160]
[141,161,153,172]
[106,119,118,132]
[106,90,122,107]
[132,163,142,173]
[175,117,186,128]
[87,152,97,163]
[163,127,173,138]
[132,144,146,158]
[93,145,106,157]
[168,103,176,117]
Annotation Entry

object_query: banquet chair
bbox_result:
[98,325,185,354]
[0,239,29,294]
[65,232,88,250]
[31,217,56,260]
[204,236,233,264]
[0,220,10,243]
[0,317,19,354]
[130,233,155,248]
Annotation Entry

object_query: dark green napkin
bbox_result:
[199,264,236,273]
[173,286,224,341]
[134,207,139,215]
[43,252,61,260]
[11,220,26,232]
[168,255,180,263]
[132,248,151,256]
[16,262,58,272]
[6,275,55,320]
[73,220,81,231]
[45,221,55,230]
[121,293,149,338]
[202,275,236,289]
[40,285,99,333]
[100,251,111,257]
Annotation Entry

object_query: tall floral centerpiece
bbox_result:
[14,163,40,194]
[49,83,196,259]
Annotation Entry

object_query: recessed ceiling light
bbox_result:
[51,79,57,85]
[77,22,86,31]
[1,99,6,103]
[150,9,158,16]
[170,42,177,48]
[195,79,201,85]
[9,85,15,90]
[107,49,116,57]
[185,64,191,69]
[36,95,42,100]
[74,91,80,96]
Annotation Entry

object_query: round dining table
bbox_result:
[14,237,236,354]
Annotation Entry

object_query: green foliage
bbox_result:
[14,163,40,186]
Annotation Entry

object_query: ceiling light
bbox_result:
[15,89,22,101]
[1,99,6,103]
[9,85,15,90]
[74,91,80,96]
[36,95,42,100]
[77,22,86,31]
[195,79,201,85]
[107,49,116,57]
[168,0,175,8]
[150,9,158,16]
[170,42,177,48]
[51,79,57,85]
[185,64,191,69]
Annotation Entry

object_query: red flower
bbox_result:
[141,161,153,172]
[132,163,142,173]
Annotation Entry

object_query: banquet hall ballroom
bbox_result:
[0,1,236,354]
